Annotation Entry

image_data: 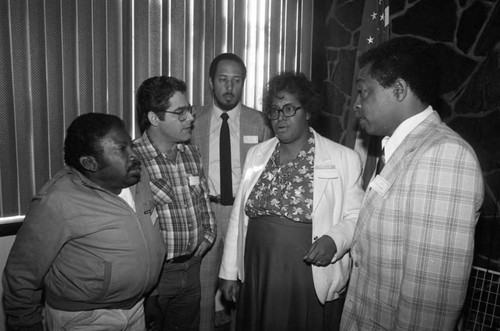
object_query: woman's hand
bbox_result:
[303,235,337,267]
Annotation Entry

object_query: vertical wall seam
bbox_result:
[25,0,36,196]
[75,0,81,115]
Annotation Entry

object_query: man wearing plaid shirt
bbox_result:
[341,37,484,330]
[133,76,216,331]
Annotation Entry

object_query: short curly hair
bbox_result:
[136,76,187,133]
[64,112,125,173]
[359,36,439,106]
[262,72,322,117]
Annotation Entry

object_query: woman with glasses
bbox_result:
[219,72,364,330]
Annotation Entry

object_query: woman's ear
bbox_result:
[79,155,98,172]
[306,112,312,121]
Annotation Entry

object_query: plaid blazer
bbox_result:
[341,111,484,330]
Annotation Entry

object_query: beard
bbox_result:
[214,93,240,111]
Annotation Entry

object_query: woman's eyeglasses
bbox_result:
[163,105,194,122]
[267,104,302,120]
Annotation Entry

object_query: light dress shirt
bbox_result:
[208,102,241,196]
[382,106,434,161]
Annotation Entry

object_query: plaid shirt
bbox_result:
[133,132,216,260]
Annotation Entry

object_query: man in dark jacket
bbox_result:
[3,113,166,330]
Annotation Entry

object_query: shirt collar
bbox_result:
[69,166,123,193]
[383,106,433,160]
[139,131,186,160]
[212,102,242,123]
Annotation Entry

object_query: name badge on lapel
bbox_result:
[243,135,258,144]
[314,164,338,178]
[150,209,158,225]
[143,200,158,225]
[369,175,390,196]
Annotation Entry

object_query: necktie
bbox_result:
[220,112,233,205]
[375,148,385,175]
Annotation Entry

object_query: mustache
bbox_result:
[129,160,141,171]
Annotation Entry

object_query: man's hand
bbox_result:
[219,278,240,303]
[194,239,211,258]
[303,235,337,267]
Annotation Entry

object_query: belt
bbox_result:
[209,195,234,206]
[166,255,192,264]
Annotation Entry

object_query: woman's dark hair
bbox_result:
[64,112,125,173]
[262,71,322,116]
[359,36,439,106]
[136,76,187,133]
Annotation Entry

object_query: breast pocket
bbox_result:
[188,175,203,201]
[316,168,339,179]
[150,178,174,206]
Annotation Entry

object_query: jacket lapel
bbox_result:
[312,130,336,214]
[354,111,441,239]
[312,131,328,215]
[239,106,257,168]
[195,106,212,174]
[380,111,441,186]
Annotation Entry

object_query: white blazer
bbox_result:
[219,128,364,303]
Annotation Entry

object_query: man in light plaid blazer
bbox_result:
[341,37,484,330]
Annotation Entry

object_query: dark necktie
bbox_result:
[375,148,386,175]
[220,112,233,205]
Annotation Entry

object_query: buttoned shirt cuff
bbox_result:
[203,231,216,246]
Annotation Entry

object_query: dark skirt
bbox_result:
[235,216,343,331]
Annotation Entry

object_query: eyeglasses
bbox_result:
[267,104,302,120]
[163,105,194,122]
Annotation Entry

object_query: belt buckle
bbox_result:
[209,195,222,204]
[209,195,234,205]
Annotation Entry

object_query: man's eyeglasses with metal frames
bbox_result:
[267,104,302,120]
[163,105,194,122]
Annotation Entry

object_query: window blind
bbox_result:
[0,0,314,218]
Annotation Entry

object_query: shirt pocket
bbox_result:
[150,178,174,206]
[316,168,339,179]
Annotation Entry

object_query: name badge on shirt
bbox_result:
[189,175,200,186]
[243,135,258,144]
[151,209,158,225]
[143,200,158,225]
[369,175,390,196]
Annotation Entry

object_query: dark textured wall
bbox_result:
[313,0,500,269]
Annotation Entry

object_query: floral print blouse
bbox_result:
[245,130,315,223]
